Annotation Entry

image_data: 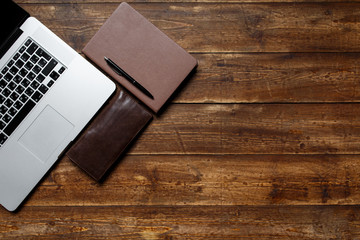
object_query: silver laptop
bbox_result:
[0,0,116,211]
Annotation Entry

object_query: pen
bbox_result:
[104,56,154,99]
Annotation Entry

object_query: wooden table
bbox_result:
[2,0,360,239]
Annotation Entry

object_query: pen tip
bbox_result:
[104,56,108,61]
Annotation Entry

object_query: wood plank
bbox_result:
[127,104,360,155]
[17,154,360,206]
[177,53,360,103]
[1,205,360,239]
[16,3,360,53]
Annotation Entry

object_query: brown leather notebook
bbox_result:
[66,88,152,181]
[82,2,198,113]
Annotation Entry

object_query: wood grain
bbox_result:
[17,3,360,53]
[178,53,360,103]
[18,155,360,207]
[130,104,360,154]
[1,205,360,239]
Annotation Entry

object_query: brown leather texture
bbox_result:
[82,2,198,113]
[66,88,152,181]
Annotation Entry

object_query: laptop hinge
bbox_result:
[0,28,23,59]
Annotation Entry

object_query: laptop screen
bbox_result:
[0,0,29,48]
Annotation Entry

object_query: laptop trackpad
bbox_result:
[19,105,74,163]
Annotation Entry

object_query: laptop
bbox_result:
[0,0,116,211]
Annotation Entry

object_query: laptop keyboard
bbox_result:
[0,37,66,147]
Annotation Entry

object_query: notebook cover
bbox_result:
[66,88,152,181]
[82,2,198,113]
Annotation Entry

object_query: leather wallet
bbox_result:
[66,88,152,181]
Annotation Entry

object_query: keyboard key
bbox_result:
[42,59,58,76]
[47,80,54,87]
[21,52,30,62]
[14,75,22,84]
[25,87,34,96]
[47,80,55,88]
[30,55,39,64]
[21,79,30,87]
[1,67,8,74]
[36,74,45,83]
[13,53,20,60]
[9,66,19,75]
[50,71,60,80]
[0,121,5,130]
[19,46,26,53]
[24,61,34,71]
[14,101,23,110]
[26,42,38,55]
[30,81,40,90]
[4,100,35,136]
[2,88,11,97]
[31,91,43,102]
[8,107,17,117]
[10,92,19,101]
[2,114,11,123]
[38,58,47,67]
[24,39,32,47]
[33,65,41,74]
[15,85,25,94]
[8,81,17,90]
[7,60,15,67]
[4,99,13,108]
[59,67,65,74]
[4,73,13,82]
[0,95,5,104]
[19,68,28,77]
[15,59,24,68]
[39,84,48,94]
[0,80,7,88]
[26,72,36,81]
[19,94,28,103]
[0,133,8,145]
[36,48,51,61]
[0,106,7,114]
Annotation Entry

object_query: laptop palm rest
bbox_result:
[18,105,74,163]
